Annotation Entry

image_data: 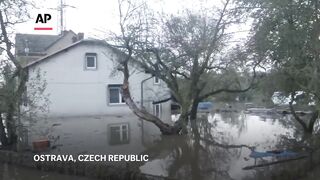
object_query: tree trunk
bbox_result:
[289,99,318,134]
[6,104,17,147]
[121,61,181,135]
[177,106,189,134]
[307,110,319,134]
[190,100,199,121]
[0,112,9,146]
[289,94,309,132]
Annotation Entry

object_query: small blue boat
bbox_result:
[198,102,213,111]
[243,150,307,170]
[249,150,299,158]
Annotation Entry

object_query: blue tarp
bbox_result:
[198,102,213,110]
[249,150,299,158]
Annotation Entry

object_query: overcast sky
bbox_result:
[15,0,207,36]
[16,0,120,37]
[16,0,249,37]
[15,0,249,40]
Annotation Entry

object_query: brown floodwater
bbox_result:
[139,112,300,180]
[4,111,320,180]
[0,163,96,180]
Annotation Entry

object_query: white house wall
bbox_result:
[27,43,171,120]
[26,115,162,157]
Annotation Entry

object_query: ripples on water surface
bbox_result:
[2,111,319,180]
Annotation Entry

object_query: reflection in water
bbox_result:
[108,123,130,145]
[7,111,319,180]
[0,163,95,180]
[140,112,312,180]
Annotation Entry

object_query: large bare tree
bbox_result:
[110,0,258,134]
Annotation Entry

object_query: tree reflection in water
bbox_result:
[0,163,94,180]
[4,113,320,180]
[140,112,255,180]
[140,112,320,180]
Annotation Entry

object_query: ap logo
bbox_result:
[34,13,53,30]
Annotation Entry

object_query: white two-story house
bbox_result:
[15,31,173,153]
[16,31,171,119]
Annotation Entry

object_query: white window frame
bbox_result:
[85,53,97,70]
[108,123,129,145]
[154,76,160,84]
[153,104,162,118]
[108,85,125,105]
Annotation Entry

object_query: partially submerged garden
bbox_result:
[1,0,320,179]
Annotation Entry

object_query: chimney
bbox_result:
[72,36,77,43]
[77,33,84,40]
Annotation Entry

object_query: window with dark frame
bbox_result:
[85,53,97,70]
[108,84,125,104]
